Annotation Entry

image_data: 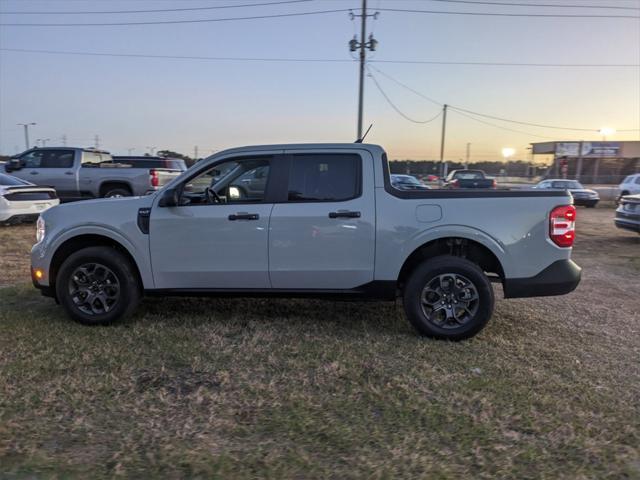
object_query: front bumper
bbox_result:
[503,260,582,298]
[573,198,599,207]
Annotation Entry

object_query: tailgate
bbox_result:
[458,179,495,188]
[150,168,183,188]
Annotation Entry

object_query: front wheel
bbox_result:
[403,255,494,340]
[55,246,141,325]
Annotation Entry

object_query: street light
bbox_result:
[599,127,615,141]
[502,147,515,161]
[17,122,36,150]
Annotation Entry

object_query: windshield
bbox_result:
[0,174,29,186]
[551,180,583,189]
[453,171,484,180]
[392,175,421,185]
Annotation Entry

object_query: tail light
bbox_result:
[450,179,460,188]
[150,169,160,187]
[549,205,576,247]
[492,179,497,189]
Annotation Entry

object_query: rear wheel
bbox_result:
[103,187,131,198]
[55,246,141,325]
[403,255,494,340]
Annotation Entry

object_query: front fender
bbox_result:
[33,223,153,289]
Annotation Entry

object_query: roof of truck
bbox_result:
[212,143,385,157]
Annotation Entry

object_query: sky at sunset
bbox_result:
[0,0,639,162]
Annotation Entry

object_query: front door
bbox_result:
[15,149,78,197]
[268,150,376,290]
[149,154,278,289]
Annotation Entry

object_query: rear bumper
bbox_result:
[1,213,40,224]
[615,218,640,233]
[503,260,581,299]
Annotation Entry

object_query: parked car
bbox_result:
[31,143,581,340]
[615,194,640,233]
[618,174,640,201]
[112,156,188,172]
[535,179,599,207]
[3,147,182,201]
[390,174,431,191]
[443,169,496,189]
[0,173,59,224]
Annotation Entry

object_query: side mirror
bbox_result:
[158,187,179,207]
[5,158,23,173]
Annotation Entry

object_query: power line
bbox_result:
[0,47,356,63]
[0,0,313,15]
[0,8,352,27]
[2,47,638,68]
[415,0,640,11]
[450,105,640,132]
[367,67,443,124]
[451,109,559,139]
[371,59,640,68]
[376,7,639,18]
[370,65,640,132]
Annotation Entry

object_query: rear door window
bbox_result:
[287,154,360,202]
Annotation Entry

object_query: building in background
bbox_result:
[531,141,640,184]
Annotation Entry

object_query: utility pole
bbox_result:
[439,104,448,178]
[466,142,471,166]
[61,134,67,146]
[194,146,198,162]
[40,138,50,147]
[17,123,36,150]
[127,148,135,155]
[94,134,100,149]
[349,1,378,140]
[146,146,156,155]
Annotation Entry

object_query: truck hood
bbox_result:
[41,194,155,225]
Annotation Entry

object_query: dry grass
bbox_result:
[0,207,638,479]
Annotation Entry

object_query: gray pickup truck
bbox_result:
[30,143,581,340]
[3,147,181,200]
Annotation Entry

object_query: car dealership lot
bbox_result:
[0,206,638,478]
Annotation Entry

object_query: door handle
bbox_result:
[64,171,74,175]
[30,171,39,175]
[228,213,259,221]
[329,211,361,219]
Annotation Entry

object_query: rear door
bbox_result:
[268,150,376,289]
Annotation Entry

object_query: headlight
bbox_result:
[36,216,46,243]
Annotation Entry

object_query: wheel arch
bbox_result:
[99,181,133,197]
[397,236,506,291]
[49,233,144,292]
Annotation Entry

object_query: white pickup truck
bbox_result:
[4,147,181,200]
[31,143,581,340]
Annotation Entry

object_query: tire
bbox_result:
[403,255,494,340]
[55,246,141,326]
[103,187,131,198]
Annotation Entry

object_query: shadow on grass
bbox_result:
[0,284,413,338]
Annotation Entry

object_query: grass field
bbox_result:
[1,207,639,478]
